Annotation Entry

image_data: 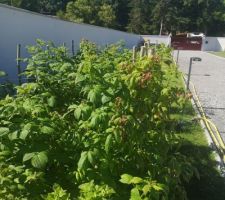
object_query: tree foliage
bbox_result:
[1,0,225,35]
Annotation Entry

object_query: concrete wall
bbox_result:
[202,37,225,51]
[0,4,141,83]
[142,35,171,46]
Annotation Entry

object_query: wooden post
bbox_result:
[140,46,145,58]
[148,48,153,58]
[72,40,75,56]
[132,46,137,63]
[16,44,22,85]
[63,42,66,56]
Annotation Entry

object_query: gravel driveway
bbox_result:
[175,50,225,141]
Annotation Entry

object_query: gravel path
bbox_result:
[175,50,225,141]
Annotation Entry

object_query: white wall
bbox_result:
[0,4,141,83]
[202,37,225,51]
[141,35,171,46]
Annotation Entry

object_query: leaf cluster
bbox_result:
[0,40,195,199]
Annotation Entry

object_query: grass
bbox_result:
[209,51,225,58]
[173,101,225,200]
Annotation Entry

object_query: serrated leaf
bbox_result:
[130,177,143,184]
[68,104,77,110]
[130,188,142,200]
[88,90,97,103]
[8,131,18,140]
[0,127,9,137]
[23,152,35,162]
[31,151,48,169]
[47,96,56,107]
[90,115,100,128]
[152,184,164,191]
[20,130,29,140]
[142,185,151,195]
[74,107,82,120]
[78,151,88,170]
[105,134,113,154]
[101,95,111,104]
[87,151,95,166]
[120,174,133,184]
[41,126,54,134]
[75,73,86,84]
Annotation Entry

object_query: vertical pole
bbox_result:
[176,50,180,64]
[63,42,66,56]
[16,44,22,85]
[148,48,153,58]
[187,58,193,90]
[132,46,136,63]
[140,46,145,58]
[159,19,163,35]
[72,40,75,56]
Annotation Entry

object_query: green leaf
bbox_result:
[120,174,133,184]
[130,177,143,184]
[20,123,32,140]
[75,73,86,84]
[105,134,113,154]
[41,126,54,134]
[88,89,97,103]
[78,151,88,170]
[130,188,142,200]
[47,96,56,107]
[87,151,95,166]
[152,184,164,191]
[31,151,48,169]
[20,130,29,140]
[142,185,151,195]
[23,152,35,162]
[8,131,18,140]
[0,70,6,77]
[0,127,9,137]
[74,107,82,120]
[90,115,100,128]
[101,95,111,104]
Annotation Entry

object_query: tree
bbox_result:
[127,0,152,34]
[62,0,116,28]
[98,3,116,27]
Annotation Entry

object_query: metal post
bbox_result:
[186,58,193,90]
[72,40,75,56]
[16,44,22,85]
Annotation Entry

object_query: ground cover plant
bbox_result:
[0,40,197,199]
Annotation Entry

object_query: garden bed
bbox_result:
[0,40,224,199]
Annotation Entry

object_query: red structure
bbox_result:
[171,36,202,50]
